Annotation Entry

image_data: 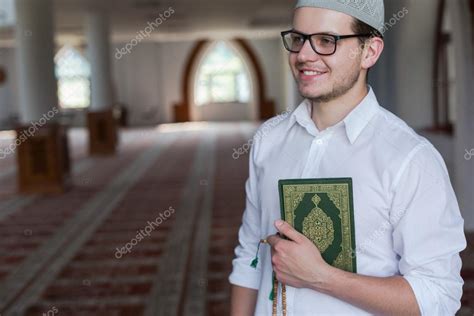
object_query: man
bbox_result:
[229,0,466,315]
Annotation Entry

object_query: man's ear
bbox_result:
[361,37,384,70]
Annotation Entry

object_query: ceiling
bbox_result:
[1,0,295,45]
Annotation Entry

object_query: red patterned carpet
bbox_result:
[0,123,472,316]
[0,124,252,316]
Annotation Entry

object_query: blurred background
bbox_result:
[0,0,473,315]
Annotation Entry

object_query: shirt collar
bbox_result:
[289,86,380,144]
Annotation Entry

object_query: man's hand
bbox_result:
[266,219,335,289]
[266,219,420,315]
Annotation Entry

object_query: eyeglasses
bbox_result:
[281,30,373,56]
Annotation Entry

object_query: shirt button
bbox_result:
[315,139,323,145]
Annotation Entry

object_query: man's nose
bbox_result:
[296,40,321,64]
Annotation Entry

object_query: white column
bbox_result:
[85,10,114,111]
[15,0,58,123]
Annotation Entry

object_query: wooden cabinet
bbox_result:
[87,109,118,155]
[16,123,70,194]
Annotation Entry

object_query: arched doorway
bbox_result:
[173,38,275,122]
[191,40,255,122]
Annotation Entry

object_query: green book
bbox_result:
[278,178,357,273]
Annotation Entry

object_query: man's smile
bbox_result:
[298,68,329,81]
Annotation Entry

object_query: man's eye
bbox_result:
[292,36,303,43]
[321,36,335,44]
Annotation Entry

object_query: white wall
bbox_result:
[160,40,195,123]
[248,37,287,114]
[112,42,163,126]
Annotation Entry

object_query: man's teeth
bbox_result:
[303,70,325,75]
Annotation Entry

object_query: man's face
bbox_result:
[290,7,364,103]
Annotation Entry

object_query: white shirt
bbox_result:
[229,87,466,315]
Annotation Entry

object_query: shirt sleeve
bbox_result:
[228,138,263,290]
[390,143,467,315]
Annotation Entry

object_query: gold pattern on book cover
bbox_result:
[282,182,354,271]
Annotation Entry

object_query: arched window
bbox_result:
[55,46,91,109]
[194,41,250,106]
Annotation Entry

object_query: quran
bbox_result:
[278,178,357,273]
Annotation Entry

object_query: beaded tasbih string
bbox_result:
[251,239,287,316]
[272,275,287,316]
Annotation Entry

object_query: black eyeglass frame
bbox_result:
[281,30,375,56]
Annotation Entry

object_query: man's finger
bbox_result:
[266,233,282,246]
[275,219,304,243]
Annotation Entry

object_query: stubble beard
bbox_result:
[297,65,362,104]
